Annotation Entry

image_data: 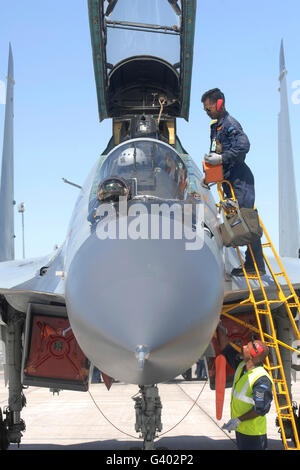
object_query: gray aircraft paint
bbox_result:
[1,40,300,385]
[0,44,14,262]
[63,139,224,384]
[278,39,300,258]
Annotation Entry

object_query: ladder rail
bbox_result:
[232,245,300,450]
[217,180,300,450]
[258,215,300,304]
[258,232,300,341]
[222,310,300,355]
[249,248,300,449]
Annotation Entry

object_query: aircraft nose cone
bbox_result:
[65,230,224,384]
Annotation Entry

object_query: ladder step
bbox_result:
[279,415,293,421]
[257,309,269,314]
[274,272,285,277]
[262,242,272,248]
[273,379,285,384]
[279,405,292,411]
[268,365,281,371]
[253,299,283,306]
[264,342,277,348]
[286,294,296,300]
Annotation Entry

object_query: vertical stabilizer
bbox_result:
[0,44,15,261]
[278,39,300,258]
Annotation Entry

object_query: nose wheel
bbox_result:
[133,384,162,450]
[0,409,9,450]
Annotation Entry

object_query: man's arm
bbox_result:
[216,323,241,371]
[238,408,259,422]
[216,323,229,350]
[221,120,250,169]
[251,376,273,416]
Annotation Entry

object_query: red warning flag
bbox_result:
[215,354,227,420]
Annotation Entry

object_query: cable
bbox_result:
[87,387,137,440]
[178,382,238,447]
[157,379,208,437]
[74,350,225,445]
[86,378,210,442]
[72,353,138,439]
[158,96,167,125]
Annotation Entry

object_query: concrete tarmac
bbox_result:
[1,366,300,451]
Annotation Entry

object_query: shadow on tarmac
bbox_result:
[8,436,286,451]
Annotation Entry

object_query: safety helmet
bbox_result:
[117,147,148,167]
[97,176,130,202]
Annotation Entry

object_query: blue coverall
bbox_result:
[210,112,264,270]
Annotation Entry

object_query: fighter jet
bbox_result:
[0,1,300,450]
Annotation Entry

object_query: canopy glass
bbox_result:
[98,138,188,200]
[88,0,196,121]
[105,0,181,66]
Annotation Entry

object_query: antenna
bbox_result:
[62,178,82,189]
[18,202,25,259]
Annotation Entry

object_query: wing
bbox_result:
[0,246,65,313]
[223,246,300,305]
[0,46,65,314]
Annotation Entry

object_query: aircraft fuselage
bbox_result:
[64,137,224,384]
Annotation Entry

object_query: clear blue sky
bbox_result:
[0,0,300,259]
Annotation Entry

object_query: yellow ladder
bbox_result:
[217,181,300,450]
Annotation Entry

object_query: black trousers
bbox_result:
[235,431,268,450]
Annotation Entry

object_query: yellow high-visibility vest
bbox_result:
[230,361,273,435]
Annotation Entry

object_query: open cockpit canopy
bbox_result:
[88,0,196,121]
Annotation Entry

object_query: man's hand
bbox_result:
[222,418,241,432]
[216,321,229,350]
[200,176,210,189]
[204,152,223,166]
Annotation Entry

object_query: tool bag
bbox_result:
[219,207,263,247]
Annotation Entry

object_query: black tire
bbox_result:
[0,409,9,450]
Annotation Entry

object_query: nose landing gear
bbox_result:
[133,384,162,450]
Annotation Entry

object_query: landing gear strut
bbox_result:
[0,306,26,449]
[133,384,162,450]
[0,406,26,449]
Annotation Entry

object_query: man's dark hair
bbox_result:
[201,88,225,104]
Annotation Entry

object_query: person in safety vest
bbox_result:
[201,88,265,277]
[216,322,273,450]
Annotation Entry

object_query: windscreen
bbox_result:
[104,0,181,66]
[98,139,187,200]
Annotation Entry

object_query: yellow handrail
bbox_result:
[217,180,300,450]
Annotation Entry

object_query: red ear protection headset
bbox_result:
[216,99,224,111]
[250,340,264,358]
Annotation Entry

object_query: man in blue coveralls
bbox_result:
[201,88,265,276]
